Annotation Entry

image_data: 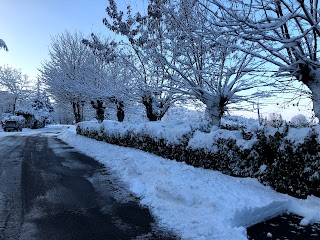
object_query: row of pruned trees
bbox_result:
[40,0,320,126]
[40,31,129,123]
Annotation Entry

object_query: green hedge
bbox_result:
[76,122,320,198]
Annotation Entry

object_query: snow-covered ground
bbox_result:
[56,125,320,240]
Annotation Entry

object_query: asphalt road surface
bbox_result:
[247,212,320,240]
[0,128,177,240]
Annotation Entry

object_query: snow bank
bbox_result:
[233,200,288,227]
[58,126,320,240]
[289,195,320,226]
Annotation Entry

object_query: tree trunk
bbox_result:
[109,97,125,122]
[204,96,227,127]
[116,101,125,122]
[305,80,320,120]
[143,97,158,121]
[297,64,320,120]
[12,97,17,114]
[91,100,105,123]
[72,101,81,123]
[142,95,168,121]
[205,106,221,127]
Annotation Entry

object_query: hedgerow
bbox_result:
[76,121,320,198]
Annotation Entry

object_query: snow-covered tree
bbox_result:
[32,80,54,124]
[0,39,8,51]
[40,31,98,123]
[52,101,75,124]
[83,35,131,122]
[201,0,320,121]
[0,91,14,113]
[0,65,30,114]
[14,79,54,128]
[146,0,272,126]
[97,0,181,121]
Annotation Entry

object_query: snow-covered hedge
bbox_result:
[76,120,320,198]
[77,120,202,161]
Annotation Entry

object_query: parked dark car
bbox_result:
[2,120,22,132]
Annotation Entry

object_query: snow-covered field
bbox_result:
[58,125,320,240]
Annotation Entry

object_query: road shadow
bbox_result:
[20,136,178,240]
[247,212,320,240]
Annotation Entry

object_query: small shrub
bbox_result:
[262,113,285,128]
[289,114,309,128]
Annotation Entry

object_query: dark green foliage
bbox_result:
[262,129,320,198]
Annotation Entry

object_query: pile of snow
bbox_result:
[58,126,320,240]
[289,196,320,226]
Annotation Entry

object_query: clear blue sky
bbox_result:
[0,0,146,80]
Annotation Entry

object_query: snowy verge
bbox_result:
[58,126,320,240]
[77,120,320,198]
[232,200,288,227]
